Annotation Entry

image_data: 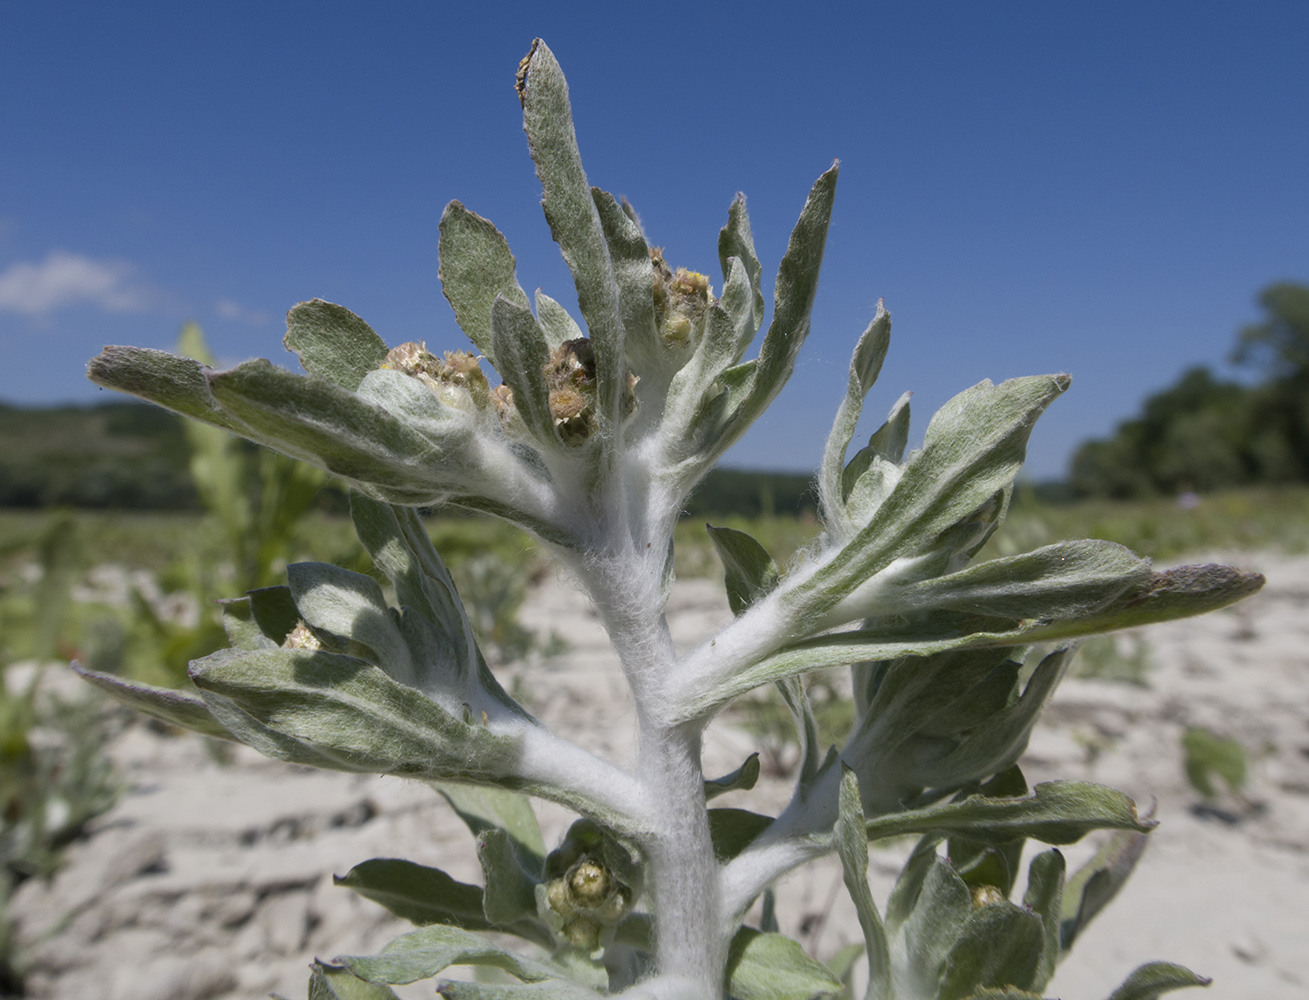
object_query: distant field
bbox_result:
[3,483,1303,577]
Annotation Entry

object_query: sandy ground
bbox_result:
[8,549,1309,1000]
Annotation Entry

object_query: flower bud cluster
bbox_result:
[382,341,492,410]
[537,819,638,953]
[650,248,712,349]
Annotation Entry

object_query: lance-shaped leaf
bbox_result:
[682,562,1262,720]
[1104,962,1212,1000]
[72,664,234,741]
[938,902,1046,1000]
[819,302,892,525]
[336,857,551,949]
[534,290,584,350]
[435,980,603,1000]
[218,597,276,651]
[1060,825,1151,952]
[87,346,250,435]
[518,40,624,429]
[438,201,530,365]
[876,540,1150,625]
[350,494,466,642]
[203,360,452,499]
[902,857,971,996]
[284,299,389,391]
[708,164,839,460]
[834,768,892,1000]
[339,923,559,986]
[1023,850,1065,991]
[725,929,845,1000]
[718,193,765,340]
[491,295,555,443]
[592,187,658,376]
[914,649,1072,789]
[777,677,824,788]
[706,524,780,616]
[792,374,1070,622]
[709,808,774,861]
[286,561,416,683]
[309,962,401,1000]
[435,782,547,869]
[843,391,913,524]
[861,781,1153,846]
[478,827,543,925]
[189,646,524,781]
[704,752,761,801]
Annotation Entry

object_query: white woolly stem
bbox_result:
[576,549,726,998]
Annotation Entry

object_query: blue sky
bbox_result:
[2,2,1307,479]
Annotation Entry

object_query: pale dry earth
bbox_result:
[8,550,1309,1000]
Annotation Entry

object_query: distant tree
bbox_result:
[1232,282,1309,480]
[1234,282,1309,381]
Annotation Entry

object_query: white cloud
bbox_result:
[214,297,271,326]
[0,251,150,315]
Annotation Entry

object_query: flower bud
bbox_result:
[382,341,491,410]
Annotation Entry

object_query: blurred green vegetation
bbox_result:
[1072,282,1309,498]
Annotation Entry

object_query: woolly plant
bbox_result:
[77,39,1262,1000]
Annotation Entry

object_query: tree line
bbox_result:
[1071,282,1309,498]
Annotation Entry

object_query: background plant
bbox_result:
[74,39,1261,1000]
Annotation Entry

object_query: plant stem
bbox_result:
[581,550,725,997]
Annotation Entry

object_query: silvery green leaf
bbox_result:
[535,290,584,350]
[478,828,542,925]
[914,649,1072,788]
[350,494,466,643]
[885,835,942,935]
[491,294,555,444]
[434,782,547,866]
[704,753,761,801]
[717,257,756,363]
[791,374,1070,623]
[708,808,773,861]
[819,301,891,526]
[725,929,845,1000]
[309,962,401,1000]
[689,563,1261,718]
[518,40,624,429]
[331,858,550,944]
[662,302,742,454]
[864,781,1154,846]
[902,858,971,996]
[339,923,559,986]
[435,980,604,1000]
[707,165,839,461]
[592,187,659,375]
[87,346,250,435]
[286,561,415,684]
[885,541,1149,623]
[284,299,389,391]
[949,840,1016,900]
[937,901,1045,1000]
[1022,850,1065,991]
[189,646,525,781]
[1103,962,1211,1000]
[204,361,450,502]
[218,597,277,651]
[777,677,823,787]
[843,391,912,524]
[72,664,234,741]
[705,524,780,616]
[833,768,892,1000]
[718,193,765,339]
[1059,826,1150,952]
[248,585,303,644]
[438,201,530,366]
